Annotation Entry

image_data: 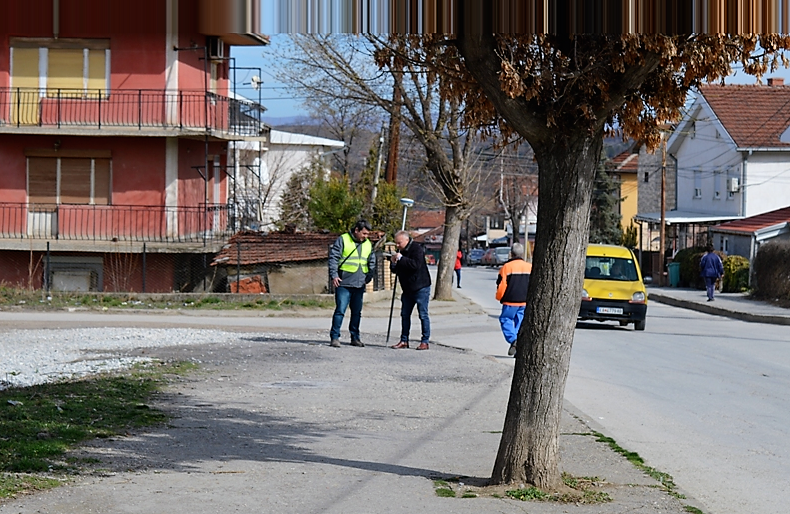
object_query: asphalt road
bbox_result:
[459,265,790,514]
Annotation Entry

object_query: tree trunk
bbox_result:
[490,133,601,489]
[434,206,462,300]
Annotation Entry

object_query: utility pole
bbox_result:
[371,124,385,204]
[384,68,402,184]
[659,131,667,286]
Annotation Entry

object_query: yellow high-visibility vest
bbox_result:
[339,233,372,273]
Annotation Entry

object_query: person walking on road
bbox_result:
[700,243,724,302]
[328,220,376,347]
[454,248,463,288]
[390,230,432,350]
[496,243,532,357]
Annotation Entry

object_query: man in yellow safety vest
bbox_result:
[328,220,376,347]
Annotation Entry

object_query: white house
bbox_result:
[636,79,790,250]
[230,129,344,231]
[670,80,790,217]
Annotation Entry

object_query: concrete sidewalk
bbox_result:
[647,286,790,326]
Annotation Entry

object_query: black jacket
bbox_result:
[390,240,432,294]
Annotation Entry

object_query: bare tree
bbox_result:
[496,145,538,254]
[276,35,494,299]
[230,142,297,232]
[300,95,378,178]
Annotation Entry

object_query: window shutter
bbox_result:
[28,157,58,207]
[93,158,111,205]
[47,48,84,95]
[60,158,92,204]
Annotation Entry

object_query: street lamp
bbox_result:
[387,197,416,342]
[399,197,414,231]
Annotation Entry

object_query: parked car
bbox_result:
[578,244,648,331]
[467,248,485,266]
[494,247,511,265]
[481,248,497,266]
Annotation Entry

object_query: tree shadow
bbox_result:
[71,340,495,486]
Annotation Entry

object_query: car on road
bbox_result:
[578,244,648,330]
[481,248,497,266]
[467,248,485,266]
[494,247,511,265]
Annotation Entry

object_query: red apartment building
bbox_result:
[0,0,268,292]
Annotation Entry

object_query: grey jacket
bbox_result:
[328,233,377,289]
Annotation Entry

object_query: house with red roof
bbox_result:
[213,229,389,294]
[671,80,790,219]
[636,79,790,252]
[709,206,790,262]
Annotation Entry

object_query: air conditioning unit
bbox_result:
[208,37,224,60]
[727,177,740,193]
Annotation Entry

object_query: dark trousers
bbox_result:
[400,285,431,344]
[704,276,717,300]
[330,286,364,340]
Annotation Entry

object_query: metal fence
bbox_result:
[1,239,392,295]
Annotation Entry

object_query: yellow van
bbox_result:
[579,244,648,330]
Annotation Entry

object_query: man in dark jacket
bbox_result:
[328,220,376,347]
[390,230,432,350]
[700,243,724,302]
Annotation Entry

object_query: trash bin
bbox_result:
[668,262,681,287]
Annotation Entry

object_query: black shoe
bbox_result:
[707,298,714,302]
[507,343,517,356]
[457,285,461,288]
[350,339,365,347]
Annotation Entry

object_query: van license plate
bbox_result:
[597,307,623,315]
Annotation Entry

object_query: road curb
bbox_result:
[649,292,790,326]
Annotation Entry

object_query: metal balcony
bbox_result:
[0,88,267,139]
[0,202,233,246]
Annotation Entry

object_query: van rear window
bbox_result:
[585,257,638,281]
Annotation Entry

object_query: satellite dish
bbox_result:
[250,76,262,91]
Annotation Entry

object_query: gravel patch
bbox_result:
[0,328,252,389]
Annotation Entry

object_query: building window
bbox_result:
[489,215,504,229]
[713,170,721,199]
[644,171,649,183]
[10,38,110,98]
[694,170,702,199]
[28,156,111,206]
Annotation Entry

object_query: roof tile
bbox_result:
[715,206,790,234]
[699,84,790,148]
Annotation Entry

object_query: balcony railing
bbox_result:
[0,203,233,244]
[0,88,266,137]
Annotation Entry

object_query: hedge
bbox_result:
[722,255,750,293]
[752,241,790,300]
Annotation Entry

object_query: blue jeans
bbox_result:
[453,268,461,286]
[400,286,431,344]
[499,304,525,344]
[330,286,364,341]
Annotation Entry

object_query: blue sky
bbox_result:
[231,35,308,120]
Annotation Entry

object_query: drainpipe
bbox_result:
[741,150,751,217]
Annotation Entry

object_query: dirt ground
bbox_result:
[1,330,697,514]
